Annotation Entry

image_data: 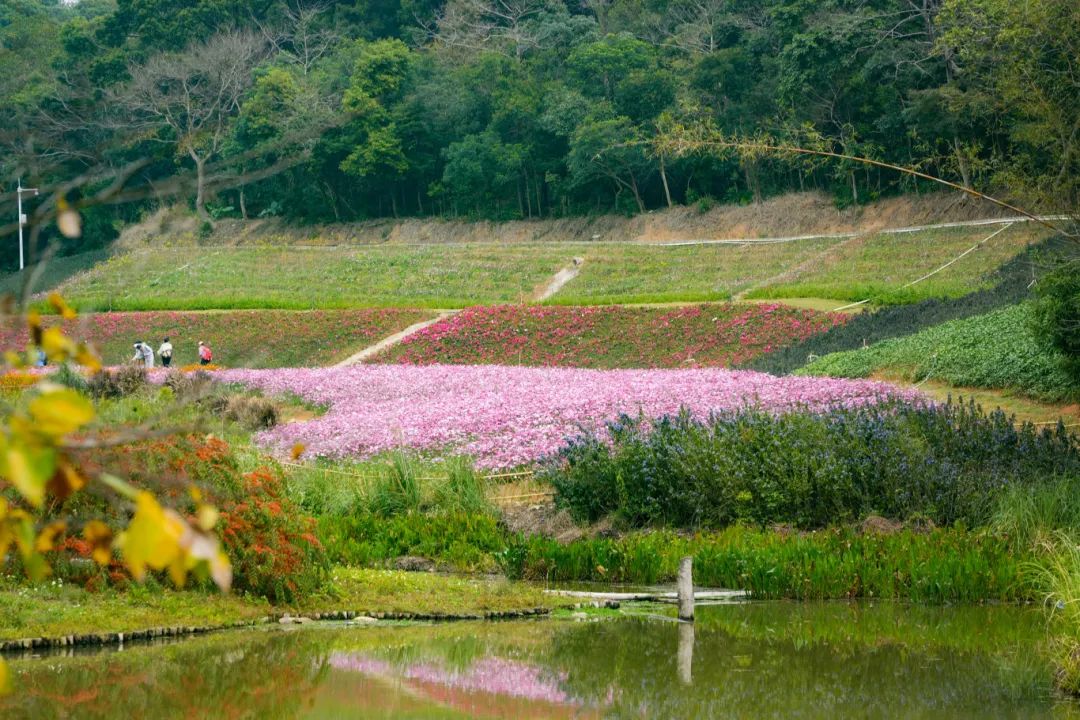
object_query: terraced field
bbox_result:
[35,223,1043,311]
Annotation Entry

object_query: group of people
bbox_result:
[131,337,213,369]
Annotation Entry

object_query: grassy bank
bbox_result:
[800,303,1077,403]
[745,224,1048,304]
[746,236,1071,375]
[0,567,578,642]
[39,225,1041,311]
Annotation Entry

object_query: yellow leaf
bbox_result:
[28,388,94,437]
[3,444,56,508]
[26,310,42,346]
[34,520,67,553]
[75,344,101,372]
[40,327,76,363]
[57,207,82,239]
[0,656,9,696]
[196,504,219,532]
[120,492,182,581]
[291,443,306,460]
[47,293,77,320]
[82,520,114,565]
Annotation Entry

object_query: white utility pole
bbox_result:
[16,179,39,271]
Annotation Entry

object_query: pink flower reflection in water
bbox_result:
[330,653,573,705]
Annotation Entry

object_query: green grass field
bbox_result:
[53,245,574,311]
[10,224,1045,311]
[746,224,1047,304]
[0,249,113,299]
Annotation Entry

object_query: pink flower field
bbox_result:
[219,365,923,468]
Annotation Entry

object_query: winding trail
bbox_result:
[534,257,584,301]
[336,311,458,366]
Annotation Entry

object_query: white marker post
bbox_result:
[677,556,694,621]
[16,179,39,271]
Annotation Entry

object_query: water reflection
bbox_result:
[1,602,1078,719]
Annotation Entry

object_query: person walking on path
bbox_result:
[132,340,154,369]
[198,341,213,366]
[157,337,174,368]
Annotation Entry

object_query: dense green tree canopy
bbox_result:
[0,0,1076,261]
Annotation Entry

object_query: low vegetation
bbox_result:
[541,402,1080,530]
[746,224,1048,304]
[1,308,431,367]
[747,236,1071,375]
[506,526,1024,602]
[41,226,1044,312]
[379,302,846,368]
[53,245,573,310]
[801,303,1077,402]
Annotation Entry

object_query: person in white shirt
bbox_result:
[157,337,174,368]
[132,340,154,369]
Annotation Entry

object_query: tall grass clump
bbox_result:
[503,526,1025,603]
[1027,533,1080,693]
[368,451,424,517]
[541,401,1080,530]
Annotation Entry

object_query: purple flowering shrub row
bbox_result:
[542,400,1080,529]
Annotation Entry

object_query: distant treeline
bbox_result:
[1,0,1076,259]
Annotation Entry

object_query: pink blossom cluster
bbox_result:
[330,653,572,705]
[219,364,922,468]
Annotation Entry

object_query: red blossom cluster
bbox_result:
[382,303,847,368]
[218,468,327,603]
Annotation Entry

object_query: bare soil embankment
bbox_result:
[119,191,1010,249]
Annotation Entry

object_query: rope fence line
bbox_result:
[276,460,536,487]
[833,222,1015,312]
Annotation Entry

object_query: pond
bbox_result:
[2,601,1078,719]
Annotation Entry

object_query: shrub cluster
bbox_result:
[540,401,1080,530]
[746,237,1071,375]
[219,468,328,603]
[87,365,147,398]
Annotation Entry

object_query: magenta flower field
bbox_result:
[378,302,847,368]
[219,365,922,468]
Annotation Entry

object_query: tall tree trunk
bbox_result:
[191,151,208,220]
[239,188,248,220]
[524,172,532,218]
[535,174,543,218]
[390,190,398,218]
[417,190,424,215]
[629,174,645,213]
[743,159,762,204]
[659,155,673,208]
[849,170,858,204]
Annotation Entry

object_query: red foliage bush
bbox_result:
[219,468,328,603]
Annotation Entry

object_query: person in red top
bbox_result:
[198,341,213,366]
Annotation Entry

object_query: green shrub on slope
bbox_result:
[799,303,1076,402]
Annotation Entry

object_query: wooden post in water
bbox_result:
[677,622,694,684]
[677,556,694,621]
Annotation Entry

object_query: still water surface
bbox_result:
[2,601,1078,719]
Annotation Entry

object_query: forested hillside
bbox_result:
[0,0,1076,264]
